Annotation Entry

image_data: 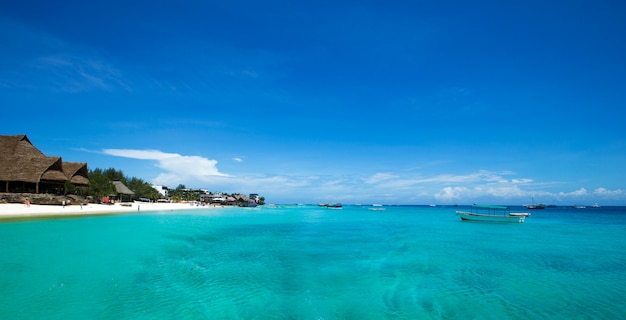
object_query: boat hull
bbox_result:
[456,211,526,223]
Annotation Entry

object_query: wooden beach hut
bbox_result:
[112,181,134,202]
[0,134,89,193]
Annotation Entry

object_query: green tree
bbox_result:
[126,177,159,200]
[88,169,115,199]
[64,181,77,195]
[103,168,126,184]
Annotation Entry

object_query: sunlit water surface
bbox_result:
[1,205,625,319]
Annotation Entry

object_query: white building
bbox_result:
[152,185,169,197]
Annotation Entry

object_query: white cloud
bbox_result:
[558,188,588,197]
[233,157,243,163]
[102,149,229,186]
[511,178,533,184]
[434,186,471,201]
[433,184,527,202]
[593,188,624,198]
[93,151,626,204]
[545,187,626,204]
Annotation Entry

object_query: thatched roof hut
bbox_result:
[0,134,89,193]
[112,181,134,202]
[112,181,134,195]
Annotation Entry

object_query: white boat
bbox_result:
[456,204,530,223]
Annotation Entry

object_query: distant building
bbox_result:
[249,193,260,202]
[0,134,89,193]
[200,193,226,203]
[152,185,169,197]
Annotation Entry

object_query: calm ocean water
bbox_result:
[1,205,625,319]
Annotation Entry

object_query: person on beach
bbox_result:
[62,200,66,208]
[26,199,30,207]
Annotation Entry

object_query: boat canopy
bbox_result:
[473,204,509,210]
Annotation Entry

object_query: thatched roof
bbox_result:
[63,162,89,186]
[232,194,251,202]
[113,181,134,195]
[0,134,44,158]
[0,134,89,186]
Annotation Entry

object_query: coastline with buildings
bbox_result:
[1,134,264,220]
[0,201,220,221]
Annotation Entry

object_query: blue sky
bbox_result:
[2,1,625,205]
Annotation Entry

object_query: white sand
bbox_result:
[0,202,219,221]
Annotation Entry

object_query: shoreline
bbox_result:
[0,202,220,222]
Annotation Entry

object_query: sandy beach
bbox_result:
[0,202,216,221]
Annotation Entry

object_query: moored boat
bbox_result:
[524,203,546,209]
[524,197,545,209]
[456,204,530,223]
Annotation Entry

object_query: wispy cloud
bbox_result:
[0,18,131,93]
[361,170,520,190]
[34,54,132,92]
[362,173,398,184]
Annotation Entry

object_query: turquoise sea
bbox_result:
[1,205,625,319]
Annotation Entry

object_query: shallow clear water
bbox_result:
[1,205,626,319]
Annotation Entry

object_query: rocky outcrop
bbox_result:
[0,193,92,205]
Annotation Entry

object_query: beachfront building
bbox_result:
[199,192,226,203]
[0,134,89,194]
[152,185,169,198]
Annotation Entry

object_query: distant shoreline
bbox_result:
[0,202,219,222]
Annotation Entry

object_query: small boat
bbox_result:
[369,204,385,211]
[325,203,343,209]
[456,204,530,223]
[524,198,545,209]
